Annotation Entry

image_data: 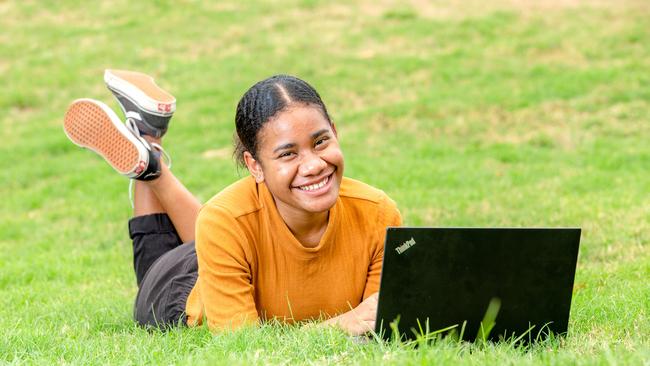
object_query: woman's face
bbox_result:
[246,104,344,217]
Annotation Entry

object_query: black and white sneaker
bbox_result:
[104,69,176,138]
[63,98,164,181]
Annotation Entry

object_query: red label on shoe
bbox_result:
[135,161,146,175]
[157,103,172,113]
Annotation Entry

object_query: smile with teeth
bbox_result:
[297,175,330,191]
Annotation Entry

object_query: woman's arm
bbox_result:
[323,196,403,335]
[363,195,402,299]
[195,205,259,330]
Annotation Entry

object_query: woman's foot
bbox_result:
[63,98,162,181]
[104,69,176,139]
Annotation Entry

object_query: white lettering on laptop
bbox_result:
[395,237,416,254]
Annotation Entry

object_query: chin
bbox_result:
[305,195,338,213]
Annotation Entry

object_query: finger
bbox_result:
[361,293,378,309]
[366,297,379,312]
[365,320,376,332]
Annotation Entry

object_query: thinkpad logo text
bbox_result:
[395,237,416,254]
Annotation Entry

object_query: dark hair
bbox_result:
[234,74,332,167]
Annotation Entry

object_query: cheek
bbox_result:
[271,164,297,186]
[325,147,344,167]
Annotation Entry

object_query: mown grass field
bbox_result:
[1,0,648,364]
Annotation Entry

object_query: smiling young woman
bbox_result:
[63,72,401,335]
[245,105,344,245]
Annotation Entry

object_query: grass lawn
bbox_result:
[1,0,648,364]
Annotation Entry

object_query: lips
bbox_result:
[298,175,329,191]
[293,171,334,192]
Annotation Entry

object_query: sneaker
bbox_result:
[63,98,162,181]
[104,69,176,138]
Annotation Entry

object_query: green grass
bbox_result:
[1,0,649,364]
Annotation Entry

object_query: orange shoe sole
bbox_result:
[63,99,141,175]
[107,69,175,103]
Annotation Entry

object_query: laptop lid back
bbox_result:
[375,227,581,342]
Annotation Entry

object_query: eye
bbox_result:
[315,136,330,148]
[278,151,295,159]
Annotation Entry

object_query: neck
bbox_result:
[276,203,329,248]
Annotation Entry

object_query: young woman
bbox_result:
[64,70,401,335]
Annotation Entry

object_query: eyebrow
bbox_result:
[311,129,330,139]
[272,129,332,154]
[273,143,296,154]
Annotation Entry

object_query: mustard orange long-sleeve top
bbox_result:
[184,176,401,329]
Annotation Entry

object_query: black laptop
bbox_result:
[375,228,581,342]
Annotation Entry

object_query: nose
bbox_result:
[299,151,327,176]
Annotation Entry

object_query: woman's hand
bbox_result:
[323,293,379,336]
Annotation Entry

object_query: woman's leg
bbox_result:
[131,142,200,328]
[130,137,200,287]
[141,162,201,243]
[104,69,200,242]
[134,134,201,243]
[134,177,165,216]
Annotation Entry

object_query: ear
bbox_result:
[243,151,264,183]
[331,122,338,137]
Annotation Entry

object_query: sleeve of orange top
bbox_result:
[362,196,402,299]
[195,204,259,330]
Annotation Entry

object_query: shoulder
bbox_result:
[201,176,262,219]
[196,177,258,260]
[339,177,387,203]
[338,177,401,225]
[339,177,397,207]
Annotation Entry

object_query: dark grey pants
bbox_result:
[129,213,198,329]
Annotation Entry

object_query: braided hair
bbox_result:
[234,75,332,167]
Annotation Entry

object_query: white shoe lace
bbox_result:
[125,116,172,208]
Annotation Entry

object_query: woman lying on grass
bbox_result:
[63,71,401,335]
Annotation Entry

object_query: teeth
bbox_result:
[299,176,329,191]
